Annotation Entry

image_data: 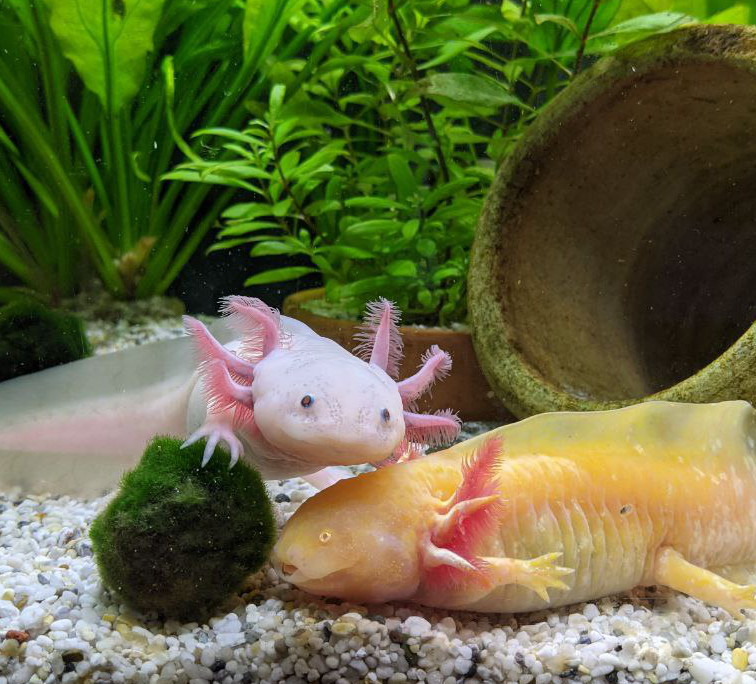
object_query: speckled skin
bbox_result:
[274,400,756,614]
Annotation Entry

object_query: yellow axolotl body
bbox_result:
[273,400,756,616]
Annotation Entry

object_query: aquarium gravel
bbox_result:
[2,480,756,684]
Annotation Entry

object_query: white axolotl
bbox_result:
[0,296,460,496]
[180,295,461,488]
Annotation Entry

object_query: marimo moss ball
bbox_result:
[0,299,91,381]
[90,436,276,621]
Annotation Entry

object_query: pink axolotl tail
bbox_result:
[0,297,460,497]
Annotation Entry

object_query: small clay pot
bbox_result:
[470,24,756,418]
[283,288,509,422]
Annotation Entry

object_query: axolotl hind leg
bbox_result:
[653,547,756,619]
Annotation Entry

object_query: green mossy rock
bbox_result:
[0,300,91,381]
[90,437,276,621]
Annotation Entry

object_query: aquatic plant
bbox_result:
[0,0,325,301]
[172,0,745,324]
[89,436,276,621]
[0,298,91,381]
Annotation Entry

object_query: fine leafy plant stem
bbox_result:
[575,0,603,74]
[386,0,450,183]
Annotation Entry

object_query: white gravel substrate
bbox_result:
[2,481,756,684]
[2,305,755,683]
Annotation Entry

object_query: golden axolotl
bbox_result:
[273,400,756,616]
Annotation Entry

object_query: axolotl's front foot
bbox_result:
[182,420,244,468]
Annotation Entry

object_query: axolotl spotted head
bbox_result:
[183,296,461,473]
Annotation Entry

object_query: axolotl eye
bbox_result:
[381,408,391,422]
[300,394,314,408]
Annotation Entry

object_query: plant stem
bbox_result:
[270,133,317,236]
[386,0,450,183]
[574,0,602,75]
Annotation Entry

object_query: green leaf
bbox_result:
[244,266,318,286]
[250,240,306,257]
[342,219,400,239]
[244,0,302,67]
[269,83,286,119]
[44,0,168,110]
[422,178,479,211]
[386,260,417,277]
[218,221,282,237]
[419,73,529,110]
[306,199,342,215]
[402,219,420,240]
[702,5,750,24]
[416,238,437,257]
[222,203,274,220]
[418,27,498,70]
[387,154,416,203]
[316,245,374,260]
[534,14,580,39]
[344,197,408,210]
[589,12,694,40]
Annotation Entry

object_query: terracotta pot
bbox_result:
[470,24,756,418]
[283,288,510,422]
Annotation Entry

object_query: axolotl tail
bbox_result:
[0,321,232,497]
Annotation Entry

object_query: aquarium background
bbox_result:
[3,2,756,684]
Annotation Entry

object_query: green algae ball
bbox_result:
[90,436,276,621]
[0,299,91,381]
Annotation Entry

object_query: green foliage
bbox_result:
[0,298,91,381]
[90,436,276,621]
[0,0,326,300]
[176,0,745,324]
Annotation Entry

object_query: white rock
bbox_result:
[404,616,431,637]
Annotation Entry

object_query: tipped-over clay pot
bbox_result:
[469,24,756,418]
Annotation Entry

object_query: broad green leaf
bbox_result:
[44,0,167,110]
[316,245,374,260]
[250,240,307,256]
[589,12,694,40]
[402,219,420,240]
[422,178,479,211]
[534,14,580,38]
[244,266,318,286]
[269,83,286,119]
[386,260,417,277]
[306,199,342,215]
[244,0,302,67]
[702,4,750,24]
[416,238,437,257]
[222,203,274,220]
[419,73,529,110]
[387,154,416,203]
[331,276,400,298]
[344,197,408,210]
[418,27,498,70]
[218,221,282,237]
[342,219,400,239]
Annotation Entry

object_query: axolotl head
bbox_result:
[251,349,406,465]
[271,462,437,603]
[272,438,505,604]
